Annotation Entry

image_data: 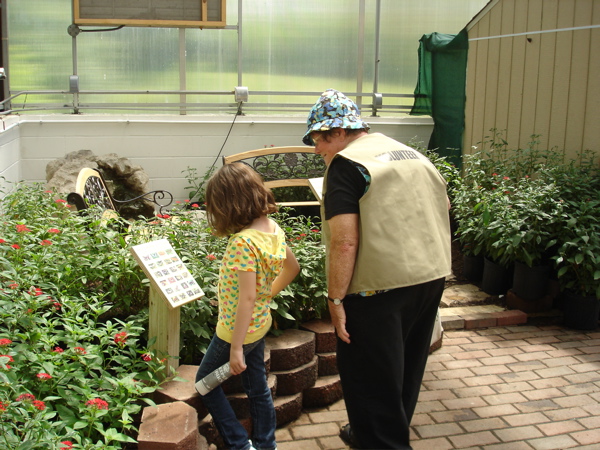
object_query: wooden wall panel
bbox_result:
[464,0,599,161]
[463,36,477,154]
[482,5,503,138]
[505,0,528,148]
[472,14,491,150]
[495,0,515,134]
[565,0,593,156]
[533,0,558,148]
[582,2,600,154]
[520,0,543,148]
[548,2,575,153]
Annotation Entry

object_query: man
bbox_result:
[303,89,451,449]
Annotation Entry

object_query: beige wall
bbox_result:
[464,0,600,162]
[0,114,433,202]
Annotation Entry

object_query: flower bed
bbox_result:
[0,183,327,448]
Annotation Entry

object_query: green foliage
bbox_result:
[0,183,166,448]
[409,137,461,203]
[452,131,600,298]
[0,179,329,445]
[271,211,327,331]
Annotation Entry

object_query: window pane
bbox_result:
[6,0,488,115]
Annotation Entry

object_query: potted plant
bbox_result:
[492,177,565,303]
[451,176,488,282]
[553,197,600,330]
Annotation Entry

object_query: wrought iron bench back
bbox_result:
[67,168,173,217]
[222,146,324,207]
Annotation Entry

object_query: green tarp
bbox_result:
[410,28,469,168]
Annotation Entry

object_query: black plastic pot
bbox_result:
[562,291,600,331]
[463,254,484,283]
[481,258,512,296]
[512,261,550,301]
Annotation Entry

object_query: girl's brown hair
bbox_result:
[205,163,277,236]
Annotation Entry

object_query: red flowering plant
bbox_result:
[0,182,167,448]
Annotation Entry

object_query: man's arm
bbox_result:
[327,213,359,343]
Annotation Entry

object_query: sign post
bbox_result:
[130,239,204,376]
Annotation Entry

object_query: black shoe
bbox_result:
[339,423,361,449]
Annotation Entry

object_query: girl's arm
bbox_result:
[229,270,257,375]
[271,245,300,297]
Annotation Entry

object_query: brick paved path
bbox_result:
[276,325,600,450]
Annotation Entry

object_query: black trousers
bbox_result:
[337,278,445,449]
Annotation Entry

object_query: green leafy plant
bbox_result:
[553,197,600,299]
[272,210,327,331]
[181,165,216,207]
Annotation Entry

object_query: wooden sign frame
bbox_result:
[73,0,226,28]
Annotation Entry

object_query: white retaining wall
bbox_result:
[0,114,433,202]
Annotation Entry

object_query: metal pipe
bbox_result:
[355,0,365,109]
[371,0,381,117]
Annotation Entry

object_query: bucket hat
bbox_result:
[302,89,369,145]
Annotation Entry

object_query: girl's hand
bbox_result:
[229,347,246,375]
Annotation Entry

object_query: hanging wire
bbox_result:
[208,101,243,172]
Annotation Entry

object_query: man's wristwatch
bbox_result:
[328,296,343,306]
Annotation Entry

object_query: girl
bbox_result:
[195,162,300,450]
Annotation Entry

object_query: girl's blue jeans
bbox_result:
[195,334,276,450]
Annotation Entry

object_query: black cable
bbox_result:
[209,101,242,172]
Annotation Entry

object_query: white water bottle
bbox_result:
[195,362,233,395]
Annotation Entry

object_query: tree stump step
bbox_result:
[225,374,277,419]
[316,351,338,376]
[303,374,343,408]
[271,355,318,396]
[300,319,336,353]
[153,364,207,418]
[265,329,315,371]
[138,401,205,450]
[274,393,303,427]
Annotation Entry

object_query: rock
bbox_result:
[138,401,205,450]
[46,149,155,219]
[265,329,315,371]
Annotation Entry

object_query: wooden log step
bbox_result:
[153,364,208,419]
[138,401,205,450]
[300,319,336,353]
[265,329,316,371]
[271,355,318,396]
[303,375,343,408]
[274,393,303,427]
[317,351,338,376]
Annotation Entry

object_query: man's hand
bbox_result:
[329,303,351,344]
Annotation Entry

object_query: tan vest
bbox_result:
[322,133,452,293]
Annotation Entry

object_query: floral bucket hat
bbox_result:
[302,89,370,145]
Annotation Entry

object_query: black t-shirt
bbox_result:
[324,156,367,220]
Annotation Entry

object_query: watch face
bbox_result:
[331,298,341,305]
